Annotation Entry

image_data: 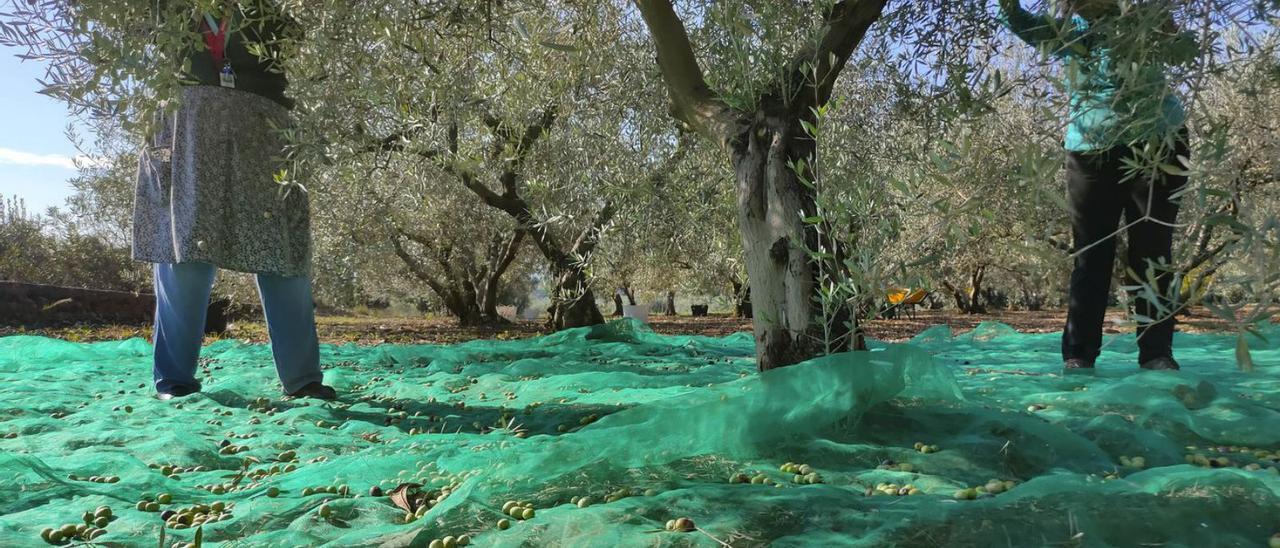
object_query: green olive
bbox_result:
[157,493,172,504]
[136,501,148,511]
[457,534,471,546]
[93,516,109,528]
[40,528,54,542]
[497,518,511,530]
[318,504,332,518]
[501,501,517,513]
[665,519,676,531]
[428,539,443,548]
[267,487,280,498]
[984,481,1005,494]
[442,536,457,548]
[59,524,78,537]
[212,501,225,513]
[674,517,695,532]
[47,530,64,544]
[82,511,94,524]
[146,502,160,512]
[644,488,658,497]
[576,497,591,508]
[520,508,535,520]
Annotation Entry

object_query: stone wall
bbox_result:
[0,281,227,333]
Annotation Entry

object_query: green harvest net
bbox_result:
[1,320,1278,547]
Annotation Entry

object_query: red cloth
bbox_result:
[202,17,229,67]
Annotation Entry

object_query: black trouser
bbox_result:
[1062,131,1190,364]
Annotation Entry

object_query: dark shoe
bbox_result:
[1140,357,1181,371]
[285,382,337,401]
[155,385,200,400]
[1062,358,1096,375]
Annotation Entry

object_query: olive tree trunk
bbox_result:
[389,227,524,327]
[612,292,624,316]
[441,110,610,330]
[637,0,887,370]
[730,277,753,318]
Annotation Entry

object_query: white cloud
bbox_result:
[0,147,77,169]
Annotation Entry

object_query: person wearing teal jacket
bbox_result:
[998,0,1197,373]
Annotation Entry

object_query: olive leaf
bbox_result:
[388,483,424,513]
[1235,332,1254,373]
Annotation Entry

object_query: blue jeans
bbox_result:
[152,262,323,394]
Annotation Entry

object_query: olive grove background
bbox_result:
[1,0,1277,367]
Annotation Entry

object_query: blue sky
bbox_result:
[0,43,80,215]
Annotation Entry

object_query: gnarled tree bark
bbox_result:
[369,108,610,330]
[389,226,524,326]
[636,0,888,370]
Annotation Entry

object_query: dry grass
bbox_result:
[0,307,1264,346]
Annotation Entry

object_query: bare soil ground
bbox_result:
[0,307,1261,346]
